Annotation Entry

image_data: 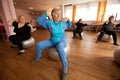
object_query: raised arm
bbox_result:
[36,14,49,30]
[62,17,72,30]
[7,19,16,27]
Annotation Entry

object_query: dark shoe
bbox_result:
[31,58,40,64]
[61,72,68,80]
[17,52,23,56]
[17,50,25,56]
[113,43,119,46]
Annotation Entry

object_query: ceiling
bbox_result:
[13,0,102,11]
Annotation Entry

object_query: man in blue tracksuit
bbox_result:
[31,8,72,80]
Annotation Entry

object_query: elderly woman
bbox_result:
[8,15,34,55]
[96,15,119,46]
[31,8,72,80]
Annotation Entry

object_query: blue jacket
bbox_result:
[36,14,72,44]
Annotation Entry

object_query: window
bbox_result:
[76,2,97,21]
[64,6,72,21]
[64,2,98,22]
[105,3,120,21]
[64,1,120,22]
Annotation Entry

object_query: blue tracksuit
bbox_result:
[36,14,72,69]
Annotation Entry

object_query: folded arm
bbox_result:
[36,14,49,30]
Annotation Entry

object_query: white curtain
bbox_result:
[76,2,97,21]
[64,1,120,22]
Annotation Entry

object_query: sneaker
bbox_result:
[113,43,119,46]
[61,72,69,80]
[19,49,25,53]
[31,58,40,64]
[10,45,17,48]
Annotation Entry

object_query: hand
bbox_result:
[105,21,109,24]
[62,17,69,22]
[48,15,52,20]
[7,18,17,26]
[28,24,34,32]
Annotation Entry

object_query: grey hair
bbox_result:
[51,8,61,17]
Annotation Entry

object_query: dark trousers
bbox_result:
[9,35,30,50]
[97,31,117,44]
[73,29,83,38]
